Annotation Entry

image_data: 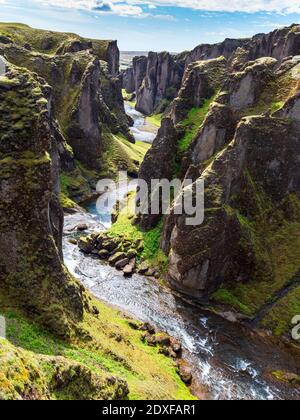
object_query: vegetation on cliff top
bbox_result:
[0,23,111,59]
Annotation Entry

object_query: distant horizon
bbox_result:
[1,1,300,51]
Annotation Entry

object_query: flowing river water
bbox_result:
[62,103,300,400]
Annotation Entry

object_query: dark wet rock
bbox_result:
[77,224,88,231]
[78,236,96,254]
[126,249,137,259]
[128,320,143,330]
[138,262,150,274]
[108,252,126,265]
[154,333,171,347]
[142,333,157,347]
[102,239,118,252]
[0,35,12,45]
[170,339,182,355]
[140,322,156,335]
[145,268,156,277]
[123,264,134,277]
[178,364,193,384]
[115,258,129,270]
[98,249,110,259]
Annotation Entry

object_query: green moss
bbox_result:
[212,288,252,316]
[59,165,96,207]
[0,299,194,400]
[272,370,300,385]
[0,23,112,60]
[146,113,163,128]
[108,194,168,271]
[243,68,299,117]
[122,89,136,107]
[178,97,215,153]
[101,130,150,179]
[213,194,300,329]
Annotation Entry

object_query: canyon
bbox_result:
[0,21,299,400]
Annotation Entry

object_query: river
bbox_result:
[125,102,158,143]
[62,104,300,401]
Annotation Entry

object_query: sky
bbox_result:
[1,1,300,51]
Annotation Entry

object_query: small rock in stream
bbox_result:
[77,223,88,231]
[108,252,126,265]
[115,258,129,270]
[138,262,149,274]
[178,362,193,384]
[123,265,134,277]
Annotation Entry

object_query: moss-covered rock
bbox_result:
[0,64,85,338]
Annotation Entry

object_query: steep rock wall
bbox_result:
[0,64,86,337]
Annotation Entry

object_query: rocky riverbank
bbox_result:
[78,232,159,278]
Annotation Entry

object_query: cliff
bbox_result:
[0,23,137,206]
[123,51,184,115]
[125,24,300,117]
[123,55,148,94]
[137,47,300,341]
[0,43,193,402]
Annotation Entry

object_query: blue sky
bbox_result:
[1,1,300,51]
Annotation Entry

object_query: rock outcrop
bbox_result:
[166,117,300,296]
[0,23,135,207]
[0,64,86,338]
[136,39,300,339]
[123,55,147,94]
[67,58,102,170]
[135,52,184,115]
[125,24,300,117]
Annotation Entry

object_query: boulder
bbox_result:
[108,252,126,265]
[123,264,134,277]
[178,363,193,384]
[98,249,110,259]
[76,224,88,231]
[115,258,129,270]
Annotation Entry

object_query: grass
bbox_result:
[101,131,150,179]
[108,194,168,271]
[122,89,136,108]
[146,113,163,128]
[60,132,150,207]
[0,297,194,400]
[60,166,95,208]
[178,97,215,153]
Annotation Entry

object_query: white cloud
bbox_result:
[34,0,300,16]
